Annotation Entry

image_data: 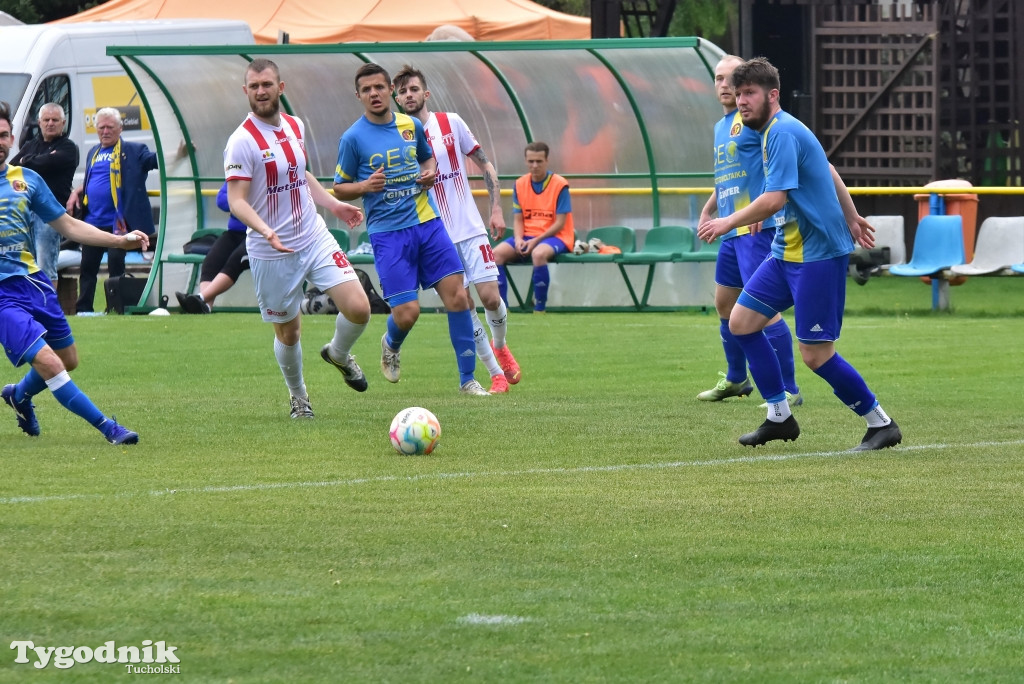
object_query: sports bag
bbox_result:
[104,273,147,314]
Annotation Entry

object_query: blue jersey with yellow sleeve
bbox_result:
[761,111,854,262]
[0,164,65,282]
[335,113,439,235]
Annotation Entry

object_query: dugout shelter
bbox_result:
[106,38,725,312]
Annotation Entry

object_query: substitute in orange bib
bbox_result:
[492,142,574,313]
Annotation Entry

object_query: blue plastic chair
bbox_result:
[890,215,965,277]
[890,214,966,310]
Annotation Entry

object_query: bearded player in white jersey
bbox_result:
[224,58,370,419]
[392,65,521,394]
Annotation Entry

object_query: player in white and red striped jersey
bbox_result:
[224,58,371,419]
[393,65,521,393]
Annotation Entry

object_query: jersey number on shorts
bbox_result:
[333,251,351,268]
[478,244,495,263]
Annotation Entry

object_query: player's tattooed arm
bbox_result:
[469,147,505,237]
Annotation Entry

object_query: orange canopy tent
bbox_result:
[57,0,591,43]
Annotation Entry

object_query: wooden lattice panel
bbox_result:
[812,3,938,186]
[938,0,1022,186]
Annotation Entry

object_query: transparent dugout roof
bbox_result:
[111,37,725,260]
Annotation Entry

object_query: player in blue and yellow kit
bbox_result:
[698,58,902,452]
[697,55,799,406]
[334,63,488,396]
[0,101,146,445]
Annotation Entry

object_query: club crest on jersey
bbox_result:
[442,133,455,147]
[401,129,414,141]
[11,179,28,192]
[261,149,275,162]
[730,122,742,137]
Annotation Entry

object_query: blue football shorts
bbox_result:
[715,228,774,289]
[371,217,464,307]
[0,273,74,366]
[737,253,850,343]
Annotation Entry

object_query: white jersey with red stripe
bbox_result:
[224,112,327,261]
[423,111,487,244]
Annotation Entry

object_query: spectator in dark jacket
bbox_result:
[10,102,79,281]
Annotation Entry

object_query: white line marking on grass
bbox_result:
[3,439,1023,506]
[0,493,95,504]
[457,614,531,626]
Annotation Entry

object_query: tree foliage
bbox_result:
[668,0,734,42]
[0,0,98,23]
[534,0,734,46]
[541,0,590,17]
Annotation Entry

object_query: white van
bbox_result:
[0,19,254,176]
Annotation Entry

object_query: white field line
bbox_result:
[456,614,531,626]
[3,439,1023,506]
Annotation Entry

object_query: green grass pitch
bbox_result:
[2,276,1023,682]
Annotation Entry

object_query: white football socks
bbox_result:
[274,337,306,398]
[486,300,508,349]
[470,309,502,377]
[766,399,792,423]
[864,403,892,428]
[329,314,367,362]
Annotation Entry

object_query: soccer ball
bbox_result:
[300,288,339,315]
[389,407,441,455]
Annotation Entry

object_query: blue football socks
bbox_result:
[447,309,477,385]
[813,353,876,416]
[732,330,786,404]
[46,372,106,429]
[764,318,799,395]
[720,318,748,384]
[385,314,410,351]
[532,265,550,311]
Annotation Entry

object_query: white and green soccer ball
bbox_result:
[389,407,441,455]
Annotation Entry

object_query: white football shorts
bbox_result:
[251,229,357,323]
[454,234,499,288]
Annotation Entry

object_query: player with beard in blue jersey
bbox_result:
[334,62,488,396]
[698,58,902,452]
